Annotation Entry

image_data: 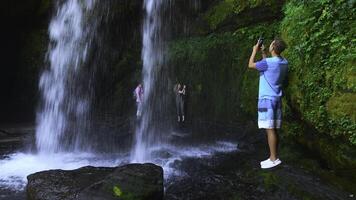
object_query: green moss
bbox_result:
[111,180,158,200]
[259,171,279,191]
[169,22,279,121]
[232,0,275,13]
[345,63,356,91]
[282,121,304,137]
[295,133,356,170]
[113,186,123,197]
[281,0,356,144]
[286,184,316,200]
[204,0,282,30]
[260,170,317,199]
[327,93,356,122]
[204,0,235,30]
[240,70,258,117]
[281,137,356,194]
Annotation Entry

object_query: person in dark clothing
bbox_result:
[174,83,186,122]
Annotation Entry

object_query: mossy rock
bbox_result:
[169,22,280,122]
[240,69,258,117]
[295,133,356,172]
[259,171,280,191]
[345,64,356,91]
[326,93,356,122]
[78,163,164,200]
[27,164,164,200]
[280,0,356,145]
[204,0,285,31]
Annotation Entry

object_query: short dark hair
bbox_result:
[273,38,287,55]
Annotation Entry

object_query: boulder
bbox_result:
[27,163,164,200]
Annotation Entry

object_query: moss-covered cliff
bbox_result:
[281,0,356,172]
[169,0,356,172]
[169,23,280,122]
[169,0,285,122]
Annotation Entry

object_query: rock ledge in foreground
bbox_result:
[27,163,163,200]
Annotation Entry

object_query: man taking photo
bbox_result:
[248,37,288,169]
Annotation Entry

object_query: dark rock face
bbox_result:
[27,163,164,200]
[0,0,53,123]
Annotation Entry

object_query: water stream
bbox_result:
[131,0,202,163]
[131,0,167,163]
[36,0,97,153]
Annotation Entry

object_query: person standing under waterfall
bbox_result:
[174,83,186,122]
[134,84,144,118]
[248,38,288,169]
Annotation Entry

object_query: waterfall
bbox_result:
[131,0,167,162]
[36,0,96,153]
[131,0,202,162]
[35,0,201,158]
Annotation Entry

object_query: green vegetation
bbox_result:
[259,171,279,191]
[169,23,279,122]
[204,0,235,29]
[205,0,283,30]
[113,186,123,197]
[170,0,356,170]
[281,0,356,144]
[113,186,135,200]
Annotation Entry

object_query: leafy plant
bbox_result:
[281,0,356,144]
[113,186,123,197]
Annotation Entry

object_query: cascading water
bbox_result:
[131,0,167,162]
[0,1,239,195]
[36,0,96,153]
[131,0,203,163]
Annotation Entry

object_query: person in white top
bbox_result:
[134,84,144,118]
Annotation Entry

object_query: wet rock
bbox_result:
[165,143,351,200]
[27,163,163,200]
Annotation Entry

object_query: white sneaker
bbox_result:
[261,158,282,169]
[260,158,271,165]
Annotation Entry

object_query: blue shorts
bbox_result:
[258,98,282,129]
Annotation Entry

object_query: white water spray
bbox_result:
[131,0,203,163]
[131,0,166,162]
[36,0,96,153]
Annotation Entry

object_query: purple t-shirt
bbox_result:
[256,57,288,99]
[135,87,143,103]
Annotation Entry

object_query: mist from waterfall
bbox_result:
[131,0,166,162]
[34,0,203,160]
[36,0,97,153]
[131,0,202,162]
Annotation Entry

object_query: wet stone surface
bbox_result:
[0,124,35,155]
[27,164,164,200]
[0,125,35,200]
[164,137,352,200]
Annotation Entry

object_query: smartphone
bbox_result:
[258,36,264,48]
